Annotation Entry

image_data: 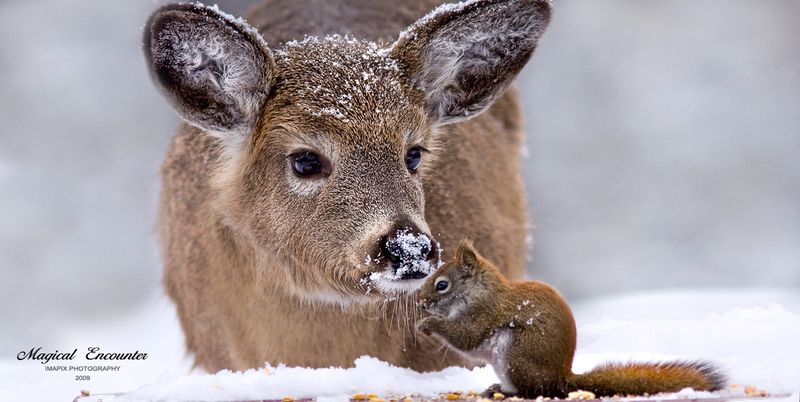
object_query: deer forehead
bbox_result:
[272,36,424,128]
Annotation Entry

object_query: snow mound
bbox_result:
[129,356,495,402]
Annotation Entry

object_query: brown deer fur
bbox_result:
[144,0,551,372]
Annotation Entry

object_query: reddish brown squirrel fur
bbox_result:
[416,241,726,398]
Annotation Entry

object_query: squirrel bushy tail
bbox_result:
[568,361,726,397]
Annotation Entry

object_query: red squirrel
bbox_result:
[416,241,726,398]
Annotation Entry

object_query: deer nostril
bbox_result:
[381,236,403,265]
[418,242,430,258]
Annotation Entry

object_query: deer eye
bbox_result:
[405,146,423,173]
[434,277,450,293]
[290,151,329,178]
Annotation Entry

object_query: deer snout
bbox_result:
[378,224,438,280]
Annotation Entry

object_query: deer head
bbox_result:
[143,0,551,305]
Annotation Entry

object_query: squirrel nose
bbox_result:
[379,226,437,280]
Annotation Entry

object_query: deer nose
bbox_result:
[380,226,437,280]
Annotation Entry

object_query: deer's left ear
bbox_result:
[390,0,551,126]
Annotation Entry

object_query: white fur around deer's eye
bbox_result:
[284,142,334,196]
[285,154,327,196]
[286,170,325,197]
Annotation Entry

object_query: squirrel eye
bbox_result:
[434,278,449,293]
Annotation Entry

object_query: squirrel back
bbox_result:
[417,240,726,398]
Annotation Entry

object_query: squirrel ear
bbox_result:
[455,240,480,273]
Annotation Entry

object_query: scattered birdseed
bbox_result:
[566,390,596,400]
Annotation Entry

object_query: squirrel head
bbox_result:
[417,240,494,318]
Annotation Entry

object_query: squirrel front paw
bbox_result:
[416,316,436,336]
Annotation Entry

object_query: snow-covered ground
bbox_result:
[1,288,798,402]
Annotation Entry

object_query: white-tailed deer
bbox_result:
[143,0,551,371]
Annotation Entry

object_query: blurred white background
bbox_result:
[1,0,798,357]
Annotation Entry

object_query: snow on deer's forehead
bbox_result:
[274,35,416,123]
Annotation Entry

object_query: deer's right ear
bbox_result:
[143,3,276,141]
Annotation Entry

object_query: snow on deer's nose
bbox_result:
[381,227,439,280]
